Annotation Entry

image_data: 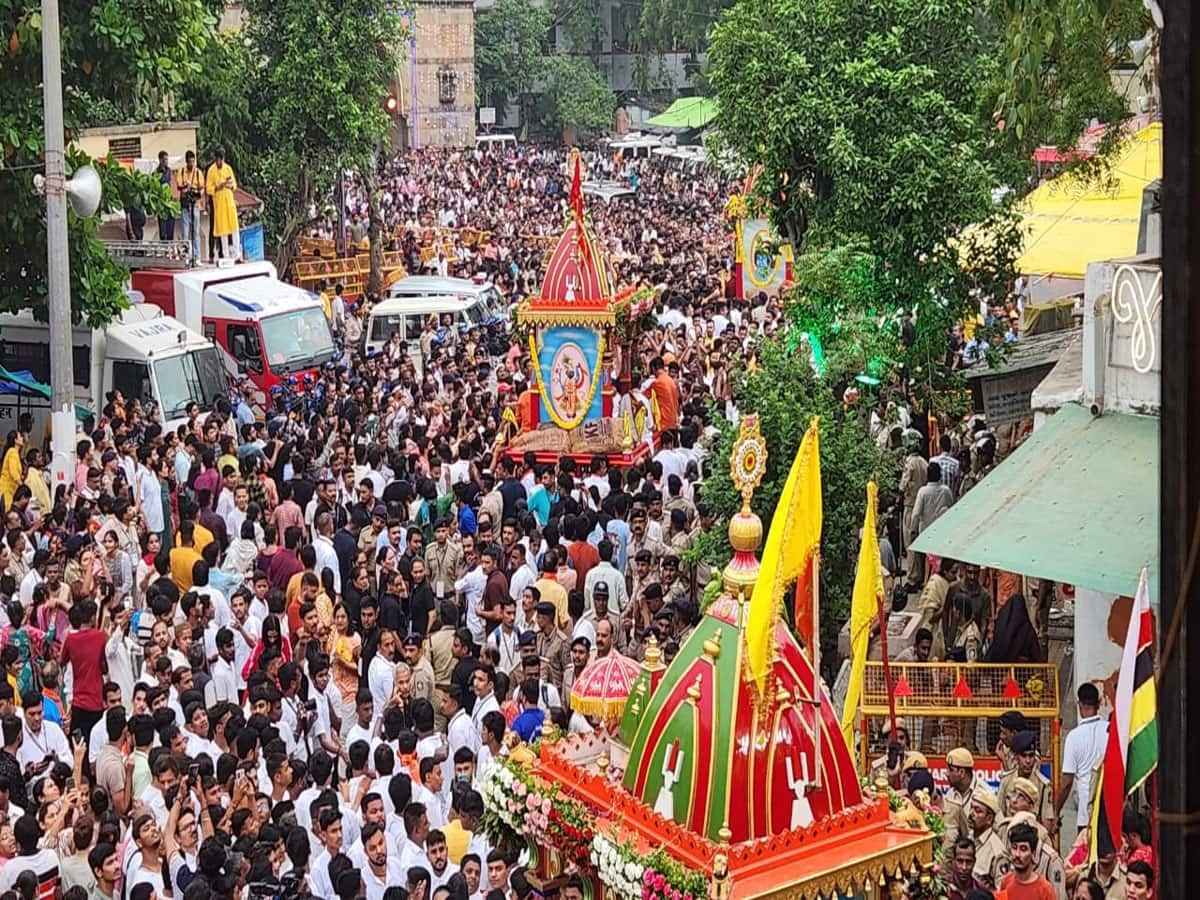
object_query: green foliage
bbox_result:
[180,0,407,271]
[0,0,211,326]
[696,339,898,655]
[636,0,734,55]
[537,55,616,135]
[475,0,553,118]
[707,0,1021,401]
[986,0,1151,159]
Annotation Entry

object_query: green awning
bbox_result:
[645,97,717,130]
[0,365,92,421]
[911,402,1158,598]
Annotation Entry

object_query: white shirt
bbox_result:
[367,655,396,721]
[17,719,69,771]
[207,656,239,706]
[183,729,219,762]
[140,782,170,828]
[194,583,232,628]
[430,860,460,892]
[313,533,342,596]
[137,465,164,533]
[508,563,536,605]
[471,692,499,741]
[457,566,487,641]
[397,837,426,875]
[413,782,446,827]
[18,568,42,609]
[1062,714,1108,826]
[231,615,260,690]
[362,856,404,900]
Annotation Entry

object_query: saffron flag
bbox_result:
[745,418,822,694]
[841,481,884,746]
[1090,567,1157,861]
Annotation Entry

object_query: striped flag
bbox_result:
[1090,566,1157,860]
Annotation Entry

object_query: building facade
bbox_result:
[400,0,477,149]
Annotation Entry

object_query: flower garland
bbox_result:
[482,759,708,900]
[527,331,607,430]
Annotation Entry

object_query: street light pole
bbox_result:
[42,0,77,492]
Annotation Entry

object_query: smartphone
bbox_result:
[188,763,200,777]
[65,776,75,791]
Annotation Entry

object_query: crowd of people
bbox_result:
[0,141,1151,900]
[0,145,792,900]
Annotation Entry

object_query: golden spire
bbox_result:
[722,415,766,597]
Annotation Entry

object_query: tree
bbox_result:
[0,0,212,326]
[985,0,1152,161]
[708,0,1020,402]
[636,0,734,55]
[475,0,553,122]
[695,336,898,658]
[538,55,616,135]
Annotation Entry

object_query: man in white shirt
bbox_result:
[88,682,125,765]
[360,821,403,900]
[425,828,459,891]
[313,512,342,597]
[1058,682,1109,832]
[309,809,346,900]
[368,631,399,725]
[486,598,520,677]
[443,684,477,782]
[507,544,536,604]
[17,698,70,775]
[584,541,627,614]
[206,629,239,707]
[396,803,431,874]
[456,560,487,644]
[229,589,260,692]
[191,562,231,629]
[469,665,500,745]
[138,756,180,829]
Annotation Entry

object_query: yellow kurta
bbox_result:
[205,161,239,237]
[0,447,21,511]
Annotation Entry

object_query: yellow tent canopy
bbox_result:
[1016,123,1162,278]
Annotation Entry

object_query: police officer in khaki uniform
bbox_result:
[403,633,436,704]
[534,600,570,695]
[1003,810,1067,899]
[998,731,1056,833]
[425,518,465,604]
[968,787,1010,888]
[942,747,977,852]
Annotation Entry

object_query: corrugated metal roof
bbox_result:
[911,402,1159,598]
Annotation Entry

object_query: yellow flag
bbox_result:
[841,481,883,745]
[745,418,822,695]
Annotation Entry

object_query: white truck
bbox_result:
[0,304,228,447]
[130,259,336,416]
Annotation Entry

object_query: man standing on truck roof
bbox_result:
[176,150,204,262]
[206,146,240,261]
[155,151,176,241]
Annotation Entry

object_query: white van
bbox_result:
[386,276,506,320]
[476,133,517,152]
[364,294,491,375]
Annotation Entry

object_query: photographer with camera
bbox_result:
[176,151,204,262]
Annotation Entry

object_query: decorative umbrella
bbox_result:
[569,652,641,719]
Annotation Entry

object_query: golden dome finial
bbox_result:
[643,634,665,671]
[702,629,722,659]
[729,414,767,517]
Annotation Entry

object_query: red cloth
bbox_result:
[60,628,109,712]
[997,873,1056,900]
[567,540,600,587]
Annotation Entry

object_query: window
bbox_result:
[437,67,457,104]
[370,313,406,344]
[227,324,262,374]
[261,307,335,374]
[0,339,89,390]
[111,360,152,406]
[405,314,427,340]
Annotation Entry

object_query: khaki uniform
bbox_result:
[425,540,465,601]
[1082,862,1127,899]
[411,653,436,704]
[972,827,1010,887]
[942,782,976,851]
[428,625,457,729]
[917,573,951,659]
[536,627,571,696]
[998,769,1055,824]
[664,495,696,528]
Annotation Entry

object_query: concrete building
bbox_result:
[77,121,200,163]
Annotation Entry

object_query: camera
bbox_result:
[301,699,318,714]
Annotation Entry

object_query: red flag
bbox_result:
[568,155,584,225]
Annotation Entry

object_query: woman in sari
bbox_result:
[2,597,49,699]
[325,603,360,738]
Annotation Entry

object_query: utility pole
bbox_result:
[42,0,76,493]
